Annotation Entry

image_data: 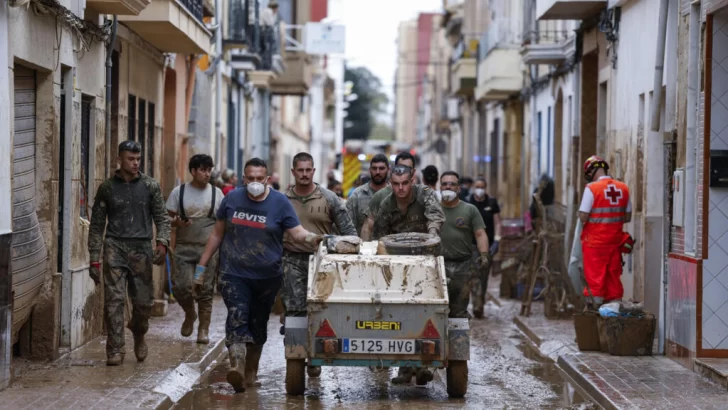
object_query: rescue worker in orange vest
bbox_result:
[578,156,632,303]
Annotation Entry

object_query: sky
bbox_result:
[327,0,442,119]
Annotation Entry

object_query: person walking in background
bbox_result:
[328,179,344,199]
[468,177,502,318]
[422,165,442,201]
[196,158,325,393]
[268,171,281,191]
[221,169,238,196]
[88,140,171,366]
[459,176,474,201]
[346,154,390,235]
[166,154,224,344]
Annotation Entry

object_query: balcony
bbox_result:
[225,0,283,73]
[537,0,606,20]
[520,30,575,65]
[118,0,211,54]
[86,0,149,15]
[449,38,477,96]
[269,25,313,95]
[475,19,522,101]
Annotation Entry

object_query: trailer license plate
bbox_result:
[342,339,416,354]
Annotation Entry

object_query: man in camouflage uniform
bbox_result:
[88,140,171,366]
[282,152,356,377]
[439,171,491,319]
[360,163,444,242]
[346,153,389,235]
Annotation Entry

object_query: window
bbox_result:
[80,96,93,219]
[128,95,136,142]
[148,103,155,177]
[138,98,147,173]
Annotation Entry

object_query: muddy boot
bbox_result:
[181,307,197,338]
[244,344,263,387]
[227,343,247,393]
[106,353,124,366]
[307,365,322,378]
[197,306,211,344]
[133,333,148,362]
[391,366,414,384]
[415,368,434,385]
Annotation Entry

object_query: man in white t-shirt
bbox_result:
[166,154,224,344]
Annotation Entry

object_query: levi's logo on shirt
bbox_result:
[232,208,267,229]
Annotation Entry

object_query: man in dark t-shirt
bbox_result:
[197,158,324,393]
[468,178,501,317]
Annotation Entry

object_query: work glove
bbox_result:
[153,243,167,265]
[489,240,500,256]
[194,264,206,286]
[89,262,101,286]
[477,251,492,272]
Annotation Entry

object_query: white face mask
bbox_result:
[247,182,266,197]
[474,188,486,197]
[441,190,457,202]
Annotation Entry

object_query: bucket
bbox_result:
[573,311,601,351]
[605,314,656,356]
[597,317,610,353]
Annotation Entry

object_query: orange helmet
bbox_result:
[583,155,609,180]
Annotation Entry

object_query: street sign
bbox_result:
[304,22,346,55]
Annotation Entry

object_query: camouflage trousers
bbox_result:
[282,253,311,317]
[103,238,154,356]
[218,274,282,346]
[444,259,474,319]
[470,248,491,315]
[172,244,217,316]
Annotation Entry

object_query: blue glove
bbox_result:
[194,265,206,284]
[489,241,500,256]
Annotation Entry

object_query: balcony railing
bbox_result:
[521,30,571,45]
[479,18,522,61]
[180,0,204,23]
[227,0,283,71]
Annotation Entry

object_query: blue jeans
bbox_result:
[218,274,283,346]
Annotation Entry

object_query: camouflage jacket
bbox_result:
[283,183,356,253]
[366,184,445,240]
[88,171,171,261]
[346,182,387,236]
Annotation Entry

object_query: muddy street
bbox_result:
[174,300,596,409]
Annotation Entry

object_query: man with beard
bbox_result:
[166,154,224,344]
[282,153,356,377]
[88,140,171,366]
[346,154,390,235]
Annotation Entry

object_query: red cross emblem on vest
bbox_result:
[604,184,623,205]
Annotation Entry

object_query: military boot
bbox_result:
[180,301,198,338]
[106,353,124,366]
[133,333,148,362]
[197,304,212,344]
[391,366,414,384]
[227,343,247,393]
[244,344,263,387]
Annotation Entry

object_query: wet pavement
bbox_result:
[175,300,596,409]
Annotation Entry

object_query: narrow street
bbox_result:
[175,300,595,409]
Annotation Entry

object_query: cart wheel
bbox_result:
[446,360,468,398]
[286,359,306,395]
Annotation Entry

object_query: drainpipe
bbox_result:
[214,0,223,165]
[565,26,582,271]
[105,16,118,175]
[61,68,75,347]
[650,0,669,132]
[685,5,699,254]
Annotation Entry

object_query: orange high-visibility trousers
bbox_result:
[582,245,624,301]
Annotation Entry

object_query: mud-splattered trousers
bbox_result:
[282,253,310,317]
[470,246,491,314]
[172,244,218,317]
[103,238,154,356]
[218,274,283,346]
[444,259,474,319]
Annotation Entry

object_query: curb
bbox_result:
[513,315,543,347]
[151,337,227,410]
[557,355,620,410]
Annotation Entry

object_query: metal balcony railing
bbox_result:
[180,0,204,24]
[228,0,257,45]
[479,18,521,61]
[521,30,571,45]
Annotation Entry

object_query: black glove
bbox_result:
[489,240,500,256]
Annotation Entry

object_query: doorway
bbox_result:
[554,90,564,204]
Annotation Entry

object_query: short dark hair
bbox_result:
[459,176,473,184]
[189,154,214,173]
[423,165,439,185]
[370,154,389,167]
[118,140,141,155]
[394,152,416,168]
[244,157,268,171]
[293,152,314,167]
[327,180,341,190]
[441,171,460,181]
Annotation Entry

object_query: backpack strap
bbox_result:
[208,184,216,219]
[178,183,187,220]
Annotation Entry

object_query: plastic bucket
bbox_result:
[573,311,601,351]
[605,314,656,356]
